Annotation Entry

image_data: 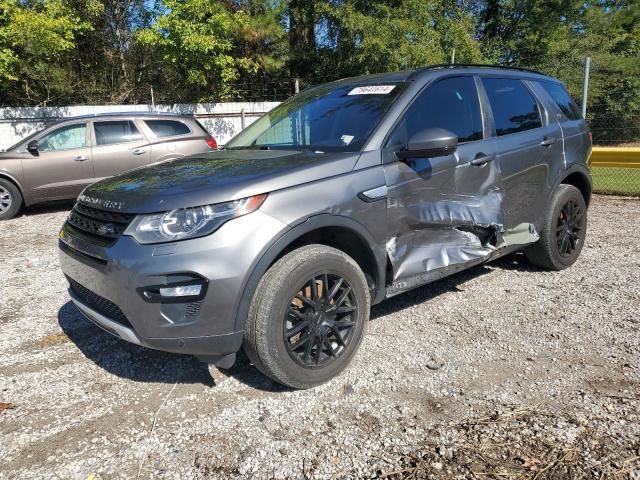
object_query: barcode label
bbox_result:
[348,86,396,95]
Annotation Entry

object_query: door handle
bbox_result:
[541,137,556,147]
[470,154,495,167]
[132,148,146,156]
[74,155,88,162]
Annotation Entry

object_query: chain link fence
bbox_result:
[565,57,640,197]
[588,102,640,196]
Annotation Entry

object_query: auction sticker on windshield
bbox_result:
[348,86,396,95]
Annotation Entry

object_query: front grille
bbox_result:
[67,276,133,329]
[65,202,135,246]
[59,240,107,266]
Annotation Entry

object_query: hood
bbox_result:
[80,149,360,213]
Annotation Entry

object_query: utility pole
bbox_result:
[451,48,456,64]
[150,86,155,109]
[581,57,591,119]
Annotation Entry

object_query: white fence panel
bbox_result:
[0,102,281,150]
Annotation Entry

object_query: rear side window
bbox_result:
[94,121,143,146]
[482,78,542,136]
[390,76,483,147]
[144,120,191,137]
[539,80,582,120]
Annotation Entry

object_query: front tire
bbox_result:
[0,179,22,220]
[525,184,587,270]
[243,244,370,389]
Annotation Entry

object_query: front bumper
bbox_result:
[59,209,289,356]
[70,292,244,356]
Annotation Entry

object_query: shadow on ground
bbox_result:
[371,251,536,320]
[58,251,537,390]
[57,301,290,392]
[20,200,75,217]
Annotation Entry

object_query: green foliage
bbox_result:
[0,0,100,103]
[137,0,260,100]
[473,0,640,144]
[290,0,483,83]
[317,0,445,76]
[0,0,94,81]
[0,0,638,145]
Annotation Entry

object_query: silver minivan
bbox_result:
[0,112,217,219]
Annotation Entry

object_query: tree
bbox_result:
[472,0,640,143]
[0,0,99,105]
[288,0,316,79]
[137,0,261,101]
[284,0,483,84]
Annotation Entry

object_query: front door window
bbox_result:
[39,124,87,152]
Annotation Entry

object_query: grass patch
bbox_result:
[591,167,640,195]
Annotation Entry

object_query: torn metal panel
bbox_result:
[501,222,539,247]
[385,220,539,297]
[386,227,496,280]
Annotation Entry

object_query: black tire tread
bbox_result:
[243,244,370,389]
[0,178,23,220]
[525,184,587,270]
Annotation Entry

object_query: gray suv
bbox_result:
[0,112,217,220]
[58,65,592,388]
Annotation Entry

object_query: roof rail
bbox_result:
[50,111,185,121]
[411,63,547,77]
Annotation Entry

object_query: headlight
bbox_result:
[124,194,267,244]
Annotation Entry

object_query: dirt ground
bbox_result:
[0,195,639,479]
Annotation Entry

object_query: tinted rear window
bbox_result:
[539,80,582,120]
[482,78,543,136]
[94,121,143,145]
[145,120,191,137]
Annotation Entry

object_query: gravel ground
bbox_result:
[0,195,639,480]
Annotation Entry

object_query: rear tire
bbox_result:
[243,244,370,389]
[525,184,587,270]
[0,178,22,220]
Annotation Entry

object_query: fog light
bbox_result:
[159,284,202,297]
[138,277,208,303]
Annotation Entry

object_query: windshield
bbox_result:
[226,82,405,152]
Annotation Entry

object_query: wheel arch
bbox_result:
[0,172,26,205]
[233,214,387,332]
[558,166,592,207]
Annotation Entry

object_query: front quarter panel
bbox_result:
[0,156,26,201]
[232,164,389,331]
[260,164,388,243]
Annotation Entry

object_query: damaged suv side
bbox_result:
[59,65,591,388]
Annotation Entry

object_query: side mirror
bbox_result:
[396,128,458,159]
[27,140,39,154]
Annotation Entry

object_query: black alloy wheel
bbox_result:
[284,273,358,368]
[243,244,370,389]
[556,198,584,257]
[524,184,587,270]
